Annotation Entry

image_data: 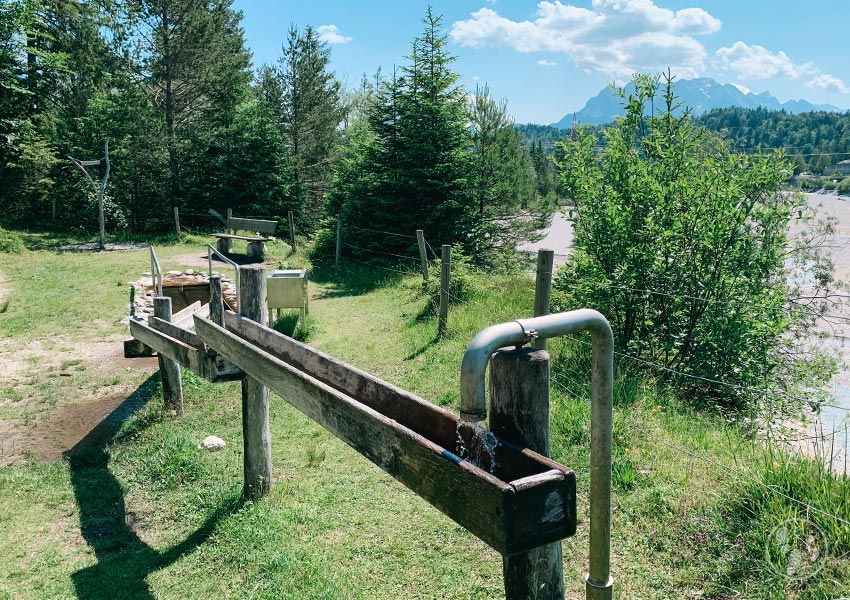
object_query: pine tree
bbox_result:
[261,25,344,231]
[329,9,472,260]
[468,85,547,265]
[122,0,251,209]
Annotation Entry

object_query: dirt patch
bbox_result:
[23,390,151,462]
[57,241,148,252]
[0,334,158,465]
[168,251,279,269]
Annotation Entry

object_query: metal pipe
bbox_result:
[459,309,614,600]
[207,244,240,305]
[149,245,163,297]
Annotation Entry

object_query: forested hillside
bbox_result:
[519,107,850,177]
[1,2,553,265]
[696,107,850,174]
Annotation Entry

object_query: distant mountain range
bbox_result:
[551,78,843,128]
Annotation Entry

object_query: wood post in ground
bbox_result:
[438,244,451,337]
[227,208,233,234]
[174,206,180,236]
[239,265,272,500]
[154,296,183,416]
[489,347,564,600]
[533,249,555,350]
[209,275,224,326]
[416,229,429,282]
[288,210,296,251]
[335,217,342,270]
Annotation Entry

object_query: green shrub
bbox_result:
[0,227,25,253]
[553,73,835,415]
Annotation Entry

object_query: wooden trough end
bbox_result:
[129,315,242,383]
[194,313,576,556]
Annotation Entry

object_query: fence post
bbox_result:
[174,206,180,237]
[239,265,272,500]
[210,274,224,326]
[416,229,429,283]
[288,210,296,251]
[533,249,555,350]
[335,217,342,270]
[489,347,563,600]
[438,244,451,337]
[154,296,183,416]
[227,208,233,234]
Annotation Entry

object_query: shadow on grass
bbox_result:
[65,374,233,600]
[309,262,406,298]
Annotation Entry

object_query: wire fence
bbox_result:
[548,372,850,528]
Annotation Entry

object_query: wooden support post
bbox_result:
[335,216,342,270]
[288,210,296,251]
[438,244,451,337]
[227,208,233,234]
[416,229,429,282]
[210,275,224,326]
[533,249,555,350]
[489,347,564,600]
[239,265,272,500]
[154,296,183,416]
[174,206,180,236]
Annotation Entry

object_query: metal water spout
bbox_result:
[459,309,615,600]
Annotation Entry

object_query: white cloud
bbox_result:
[450,0,720,79]
[715,42,815,80]
[316,24,352,45]
[537,59,558,66]
[807,73,848,94]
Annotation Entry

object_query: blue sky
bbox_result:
[232,1,850,125]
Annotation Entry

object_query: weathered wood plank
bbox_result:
[222,312,565,482]
[491,348,564,599]
[150,316,201,349]
[199,314,576,555]
[154,297,183,416]
[170,300,202,324]
[228,216,277,235]
[173,302,209,330]
[212,233,269,242]
[238,265,272,500]
[130,318,202,373]
[130,317,240,383]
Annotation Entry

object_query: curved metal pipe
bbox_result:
[459,309,614,600]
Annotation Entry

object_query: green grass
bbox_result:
[0,235,848,599]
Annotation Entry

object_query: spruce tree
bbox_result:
[468,85,547,265]
[274,25,344,231]
[331,9,472,260]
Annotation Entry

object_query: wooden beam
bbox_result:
[238,265,272,500]
[228,216,277,235]
[150,316,201,349]
[154,297,183,416]
[491,348,564,599]
[198,313,577,555]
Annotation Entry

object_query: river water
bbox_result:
[522,193,850,470]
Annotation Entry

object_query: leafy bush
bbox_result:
[0,227,25,253]
[553,73,836,415]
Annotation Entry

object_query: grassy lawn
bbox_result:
[0,233,848,599]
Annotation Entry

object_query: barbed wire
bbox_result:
[557,334,850,413]
[344,224,417,239]
[560,279,850,325]
[342,241,420,262]
[548,374,850,527]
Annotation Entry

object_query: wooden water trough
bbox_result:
[192,311,577,556]
[128,301,242,383]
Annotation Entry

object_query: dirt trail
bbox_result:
[0,334,158,466]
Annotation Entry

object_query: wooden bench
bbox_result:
[213,214,277,259]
